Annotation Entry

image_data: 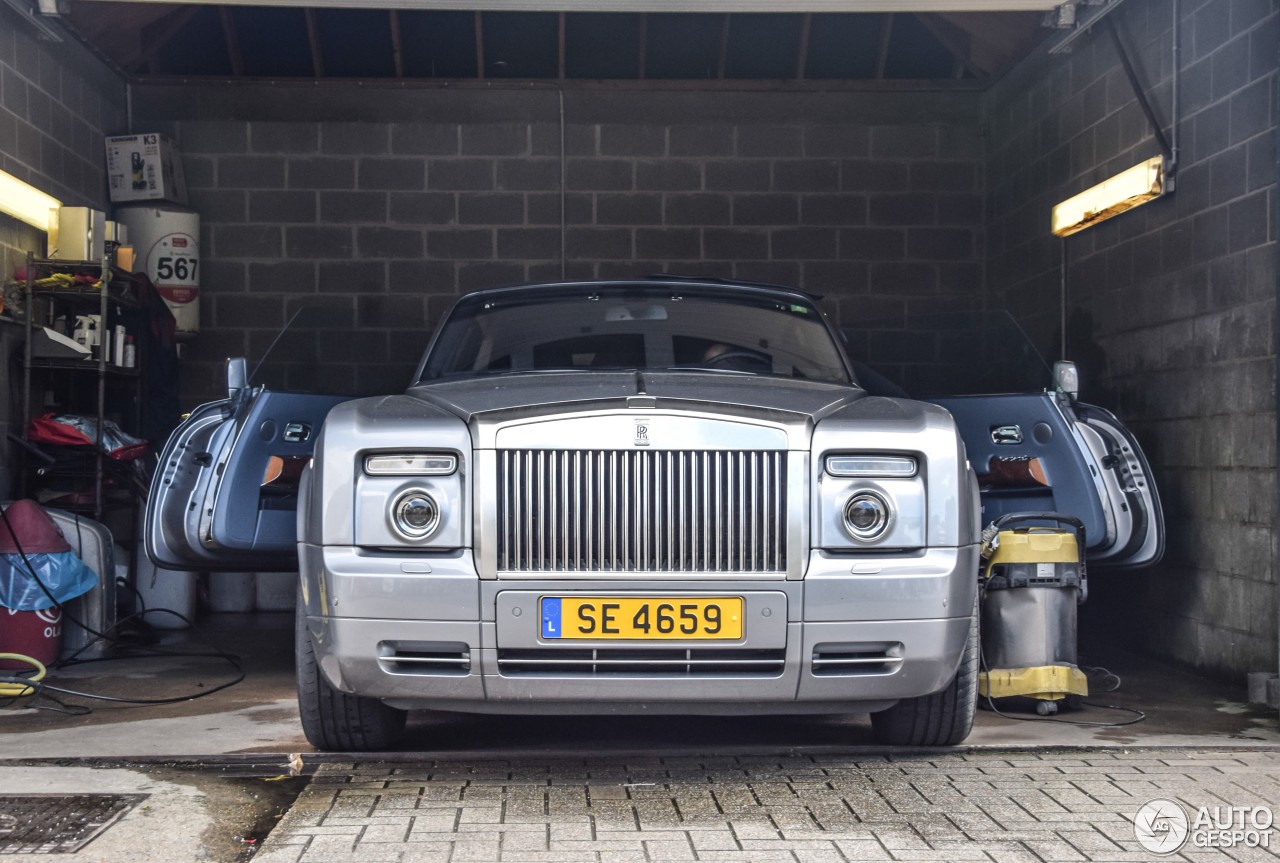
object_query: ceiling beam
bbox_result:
[304,7,324,76]
[389,9,404,77]
[220,7,243,76]
[874,12,893,79]
[76,0,1062,10]
[795,12,811,80]
[935,11,1040,78]
[913,13,984,79]
[937,11,1037,57]
[128,5,199,74]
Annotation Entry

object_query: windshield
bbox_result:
[420,285,851,385]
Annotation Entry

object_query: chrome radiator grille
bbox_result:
[496,449,787,573]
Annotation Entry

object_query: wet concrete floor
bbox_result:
[0,612,1276,861]
[0,612,1275,759]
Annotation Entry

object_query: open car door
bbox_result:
[145,359,348,572]
[932,392,1163,569]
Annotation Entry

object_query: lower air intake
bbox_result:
[498,647,785,677]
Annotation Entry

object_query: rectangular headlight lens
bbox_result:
[364,453,457,476]
[826,455,917,478]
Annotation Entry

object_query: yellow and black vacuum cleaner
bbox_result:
[978,512,1088,715]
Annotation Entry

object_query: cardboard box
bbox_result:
[47,206,105,261]
[104,134,188,205]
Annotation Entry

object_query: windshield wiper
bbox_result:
[660,366,758,376]
[444,367,637,379]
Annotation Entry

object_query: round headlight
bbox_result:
[391,490,441,540]
[843,491,891,541]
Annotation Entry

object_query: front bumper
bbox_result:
[299,543,979,714]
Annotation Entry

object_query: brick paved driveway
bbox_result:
[251,748,1280,862]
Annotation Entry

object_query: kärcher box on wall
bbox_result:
[105,134,188,205]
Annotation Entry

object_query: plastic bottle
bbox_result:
[114,324,125,367]
[73,316,91,351]
[123,335,136,369]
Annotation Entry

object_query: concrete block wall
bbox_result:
[0,4,125,273]
[0,5,126,499]
[985,0,1277,676]
[130,86,985,404]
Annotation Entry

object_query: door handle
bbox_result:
[283,422,311,443]
[990,424,1023,445]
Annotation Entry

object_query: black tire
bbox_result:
[296,596,406,751]
[870,594,979,746]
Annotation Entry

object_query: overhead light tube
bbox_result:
[0,170,62,231]
[1051,155,1163,237]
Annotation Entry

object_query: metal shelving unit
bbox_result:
[20,252,142,521]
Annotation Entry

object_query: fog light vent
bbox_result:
[377,641,471,676]
[811,642,903,676]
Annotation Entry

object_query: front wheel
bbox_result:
[870,596,978,746]
[296,594,406,751]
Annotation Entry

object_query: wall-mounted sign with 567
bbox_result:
[145,232,200,300]
[156,256,198,282]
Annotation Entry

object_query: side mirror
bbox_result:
[226,357,248,401]
[1053,360,1079,401]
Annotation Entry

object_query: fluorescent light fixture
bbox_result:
[0,170,62,231]
[1051,155,1164,237]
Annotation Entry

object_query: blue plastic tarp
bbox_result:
[0,552,97,611]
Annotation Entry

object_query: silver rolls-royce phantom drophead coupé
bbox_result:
[146,278,1161,750]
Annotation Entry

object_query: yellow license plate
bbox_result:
[540,597,743,640]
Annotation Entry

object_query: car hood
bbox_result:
[406,371,865,424]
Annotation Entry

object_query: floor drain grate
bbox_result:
[0,794,147,855]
